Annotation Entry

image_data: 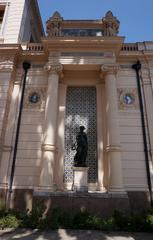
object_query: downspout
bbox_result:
[132,61,153,207]
[7,61,31,206]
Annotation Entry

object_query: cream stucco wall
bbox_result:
[117,68,147,191]
[0,0,43,43]
[12,67,47,188]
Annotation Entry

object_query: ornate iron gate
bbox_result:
[64,87,97,183]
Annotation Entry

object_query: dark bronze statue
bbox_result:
[72,126,88,167]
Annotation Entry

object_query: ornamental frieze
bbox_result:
[118,88,139,110]
[24,87,47,110]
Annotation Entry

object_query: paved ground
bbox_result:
[0,229,153,240]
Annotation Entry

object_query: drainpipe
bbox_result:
[7,61,31,206]
[132,61,153,207]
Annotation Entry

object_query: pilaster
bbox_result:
[39,63,63,191]
[101,64,125,192]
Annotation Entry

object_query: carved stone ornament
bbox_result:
[102,11,120,37]
[44,63,64,77]
[101,64,120,74]
[0,56,14,71]
[118,88,139,110]
[46,11,63,37]
[24,87,47,110]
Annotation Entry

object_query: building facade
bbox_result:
[0,0,153,214]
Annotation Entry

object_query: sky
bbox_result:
[37,0,153,43]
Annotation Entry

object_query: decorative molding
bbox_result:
[118,88,139,110]
[105,145,121,152]
[44,63,64,78]
[0,57,14,71]
[41,144,57,152]
[101,64,120,74]
[23,87,47,110]
[3,145,12,152]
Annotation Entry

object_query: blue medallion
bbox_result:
[29,92,40,103]
[123,93,134,105]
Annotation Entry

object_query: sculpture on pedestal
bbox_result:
[102,11,120,37]
[72,126,88,167]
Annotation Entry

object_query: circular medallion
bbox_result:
[29,92,40,103]
[123,93,134,105]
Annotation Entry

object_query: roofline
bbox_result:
[33,0,45,36]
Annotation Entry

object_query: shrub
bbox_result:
[146,214,153,232]
[0,214,19,229]
[0,201,153,232]
[0,201,6,217]
[19,201,45,229]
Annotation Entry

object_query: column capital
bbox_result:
[101,64,120,75]
[44,63,64,78]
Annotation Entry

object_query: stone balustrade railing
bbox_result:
[22,43,140,53]
[121,43,138,51]
[22,43,44,51]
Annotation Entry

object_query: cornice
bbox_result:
[42,36,125,56]
[0,44,21,53]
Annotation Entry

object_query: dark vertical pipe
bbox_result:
[132,61,153,207]
[8,61,31,201]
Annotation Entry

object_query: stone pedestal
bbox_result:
[73,167,89,192]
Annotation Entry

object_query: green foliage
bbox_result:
[146,214,153,232]
[0,201,6,217]
[0,200,153,232]
[19,201,46,229]
[0,214,19,229]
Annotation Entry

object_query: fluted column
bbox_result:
[101,64,124,192]
[39,63,63,191]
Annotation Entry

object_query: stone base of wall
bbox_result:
[33,193,129,217]
[0,189,33,211]
[0,189,151,216]
[128,191,151,212]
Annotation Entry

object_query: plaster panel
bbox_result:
[14,176,39,187]
[19,133,42,142]
[16,158,41,167]
[16,149,42,159]
[0,85,9,93]
[122,152,145,161]
[119,118,141,127]
[4,0,25,43]
[122,160,146,169]
[14,166,40,177]
[18,141,42,150]
[21,115,44,125]
[0,100,6,108]
[120,126,142,135]
[19,125,43,134]
[123,169,146,179]
[120,134,143,143]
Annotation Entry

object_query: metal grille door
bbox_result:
[64,87,97,183]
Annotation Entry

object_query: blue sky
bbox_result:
[38,0,153,43]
